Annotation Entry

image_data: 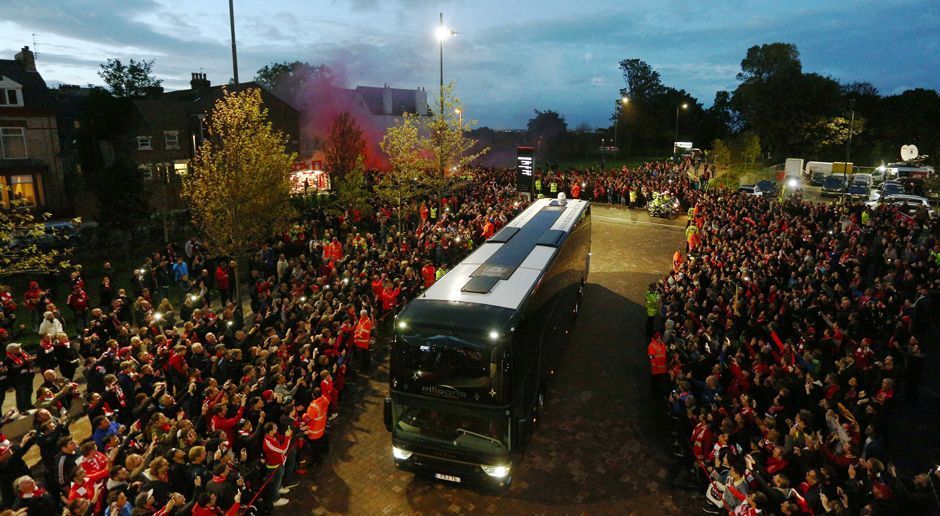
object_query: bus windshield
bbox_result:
[394,326,501,400]
[393,397,508,453]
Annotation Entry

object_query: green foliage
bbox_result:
[183,88,297,264]
[98,59,163,98]
[0,200,73,277]
[254,61,333,100]
[527,109,568,155]
[331,156,371,215]
[93,158,150,229]
[711,139,731,167]
[737,43,802,82]
[324,112,366,178]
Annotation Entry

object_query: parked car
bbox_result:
[756,180,779,196]
[850,173,873,189]
[738,184,763,196]
[869,181,905,202]
[846,183,870,201]
[12,220,98,251]
[821,176,846,197]
[866,194,933,218]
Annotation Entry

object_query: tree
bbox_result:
[182,88,296,299]
[92,158,150,229]
[331,156,371,216]
[736,43,802,83]
[377,112,433,217]
[426,82,488,176]
[254,61,333,100]
[527,109,568,154]
[0,202,73,277]
[619,58,665,101]
[711,139,731,167]
[98,59,163,98]
[324,112,366,179]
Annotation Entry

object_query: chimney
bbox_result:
[415,87,428,116]
[382,84,392,115]
[14,46,36,73]
[190,72,210,92]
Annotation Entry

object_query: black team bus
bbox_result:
[383,194,591,489]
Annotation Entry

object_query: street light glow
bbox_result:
[435,25,454,41]
[681,103,689,109]
[454,108,461,114]
[621,97,629,104]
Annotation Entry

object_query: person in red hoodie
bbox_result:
[380,280,401,314]
[261,422,292,511]
[210,395,245,444]
[215,263,231,306]
[319,370,338,420]
[66,283,90,331]
[421,262,436,289]
[23,280,45,330]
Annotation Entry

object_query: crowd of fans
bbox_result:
[0,170,522,515]
[0,158,936,515]
[646,173,939,514]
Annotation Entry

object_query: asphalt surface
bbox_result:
[281,206,700,515]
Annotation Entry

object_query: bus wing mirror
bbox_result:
[383,397,392,432]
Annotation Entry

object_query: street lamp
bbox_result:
[674,102,688,155]
[614,96,628,153]
[435,12,456,116]
[454,108,462,127]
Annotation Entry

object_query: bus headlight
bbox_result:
[481,463,511,478]
[392,446,412,460]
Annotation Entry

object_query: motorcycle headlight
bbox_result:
[481,463,511,478]
[392,446,412,460]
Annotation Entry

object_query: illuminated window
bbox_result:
[9,175,36,206]
[173,161,189,176]
[139,163,153,180]
[137,136,152,150]
[0,128,27,159]
[164,131,180,150]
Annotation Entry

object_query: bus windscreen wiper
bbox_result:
[455,428,502,446]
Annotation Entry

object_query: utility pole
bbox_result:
[228,0,239,91]
[843,98,855,194]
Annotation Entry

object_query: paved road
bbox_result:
[282,206,700,515]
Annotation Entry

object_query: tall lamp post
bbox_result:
[454,108,462,127]
[435,13,456,116]
[228,0,239,92]
[614,96,628,154]
[844,98,856,190]
[673,102,688,155]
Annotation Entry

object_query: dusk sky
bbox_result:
[3,0,939,129]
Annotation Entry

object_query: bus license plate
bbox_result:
[435,473,461,483]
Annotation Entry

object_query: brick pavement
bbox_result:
[280,208,702,515]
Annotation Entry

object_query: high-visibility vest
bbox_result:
[430,207,438,219]
[435,267,447,280]
[549,182,558,193]
[645,290,660,317]
[303,396,329,440]
[534,179,542,192]
[648,340,667,375]
[354,316,373,349]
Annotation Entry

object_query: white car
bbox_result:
[867,194,933,218]
[738,185,763,196]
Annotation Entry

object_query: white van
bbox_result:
[804,161,833,185]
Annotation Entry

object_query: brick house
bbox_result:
[100,73,302,211]
[0,46,66,211]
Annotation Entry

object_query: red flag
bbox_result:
[770,329,785,353]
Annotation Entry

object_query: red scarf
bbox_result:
[6,351,27,367]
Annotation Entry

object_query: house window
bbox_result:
[139,164,153,180]
[9,175,37,206]
[0,88,23,107]
[0,128,28,159]
[164,131,180,150]
[137,136,152,150]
